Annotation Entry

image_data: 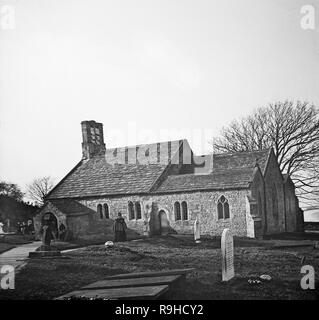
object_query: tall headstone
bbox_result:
[221,228,235,281]
[194,218,201,243]
[143,201,152,237]
[0,222,4,234]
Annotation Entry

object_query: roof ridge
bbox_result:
[105,139,186,152]
[212,148,271,156]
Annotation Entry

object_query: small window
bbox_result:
[135,202,142,219]
[181,201,188,220]
[174,202,181,221]
[103,203,109,219]
[97,204,103,219]
[128,201,135,220]
[217,196,230,220]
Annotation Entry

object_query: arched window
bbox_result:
[174,202,181,221]
[128,201,135,220]
[135,202,142,219]
[97,204,103,219]
[181,201,188,220]
[103,203,109,219]
[272,185,278,219]
[217,195,230,220]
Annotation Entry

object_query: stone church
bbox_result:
[34,120,304,240]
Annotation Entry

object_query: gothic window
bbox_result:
[181,201,188,220]
[174,202,181,221]
[97,204,103,219]
[135,202,142,220]
[103,203,109,219]
[128,201,135,220]
[217,195,230,220]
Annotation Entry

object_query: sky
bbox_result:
[0,0,318,205]
[304,209,319,222]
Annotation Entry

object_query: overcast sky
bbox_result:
[0,0,318,201]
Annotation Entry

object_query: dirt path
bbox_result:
[0,241,41,271]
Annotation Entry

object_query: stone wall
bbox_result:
[283,179,297,232]
[249,166,266,236]
[263,151,286,234]
[78,188,251,238]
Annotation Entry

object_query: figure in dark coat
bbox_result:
[113,213,127,242]
[42,222,56,247]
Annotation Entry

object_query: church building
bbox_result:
[34,120,304,240]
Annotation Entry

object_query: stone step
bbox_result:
[83,274,182,290]
[56,285,169,300]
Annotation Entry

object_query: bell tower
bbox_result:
[81,120,106,159]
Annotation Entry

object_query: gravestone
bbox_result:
[143,201,152,237]
[194,219,201,243]
[0,222,4,234]
[221,228,235,281]
[29,219,61,258]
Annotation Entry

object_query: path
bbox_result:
[0,241,41,271]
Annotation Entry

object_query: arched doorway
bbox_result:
[158,210,169,235]
[42,212,58,238]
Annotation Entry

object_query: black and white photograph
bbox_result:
[0,0,318,308]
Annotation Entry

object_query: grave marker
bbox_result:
[221,228,235,281]
[194,219,201,243]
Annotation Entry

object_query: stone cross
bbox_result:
[221,228,235,281]
[194,218,201,243]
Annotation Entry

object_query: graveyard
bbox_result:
[0,234,318,300]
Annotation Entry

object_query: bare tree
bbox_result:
[26,176,55,206]
[211,100,319,206]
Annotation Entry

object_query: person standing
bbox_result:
[59,222,66,241]
[42,221,56,247]
[113,212,127,242]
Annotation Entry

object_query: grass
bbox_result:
[0,235,318,300]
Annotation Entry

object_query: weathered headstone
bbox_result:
[143,201,152,237]
[29,220,61,258]
[0,222,4,234]
[221,228,235,281]
[194,219,201,243]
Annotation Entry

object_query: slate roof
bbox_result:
[49,199,95,216]
[47,158,168,198]
[47,140,183,199]
[47,141,272,199]
[212,149,271,174]
[155,167,256,193]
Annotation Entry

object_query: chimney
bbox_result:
[81,120,106,159]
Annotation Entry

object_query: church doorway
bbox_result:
[42,212,58,238]
[158,210,169,235]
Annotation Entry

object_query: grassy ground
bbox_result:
[0,235,318,300]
